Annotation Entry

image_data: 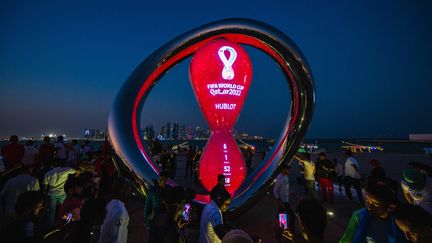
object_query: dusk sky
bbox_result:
[1,0,431,139]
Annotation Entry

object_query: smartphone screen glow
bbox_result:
[278,213,288,229]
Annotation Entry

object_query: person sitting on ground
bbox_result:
[282,199,327,243]
[401,168,432,214]
[340,179,406,243]
[0,164,40,221]
[1,191,45,243]
[199,188,232,243]
[316,152,336,203]
[144,171,170,226]
[394,204,432,243]
[211,174,229,201]
[148,186,187,243]
[99,177,131,243]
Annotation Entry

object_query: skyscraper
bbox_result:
[173,123,179,140]
[143,125,155,140]
[84,129,105,139]
[179,125,186,140]
[186,126,193,140]
[160,122,171,139]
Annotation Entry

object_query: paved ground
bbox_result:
[126,152,432,242]
[126,182,359,242]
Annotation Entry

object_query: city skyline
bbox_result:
[1,1,431,139]
[142,122,264,140]
[0,122,265,141]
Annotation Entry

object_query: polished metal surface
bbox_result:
[108,18,315,216]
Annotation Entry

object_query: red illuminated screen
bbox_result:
[189,39,252,193]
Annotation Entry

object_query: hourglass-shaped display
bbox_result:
[189,39,252,194]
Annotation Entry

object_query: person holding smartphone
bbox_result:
[282,199,327,243]
[148,186,188,243]
[199,189,231,243]
[144,171,170,226]
[273,163,295,231]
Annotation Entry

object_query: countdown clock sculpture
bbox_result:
[108,18,315,214]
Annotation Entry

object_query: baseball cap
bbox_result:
[403,168,426,190]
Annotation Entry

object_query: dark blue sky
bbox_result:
[1,0,431,139]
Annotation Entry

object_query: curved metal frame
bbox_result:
[108,18,315,215]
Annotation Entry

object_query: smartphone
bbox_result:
[182,203,191,221]
[65,213,73,224]
[278,213,288,229]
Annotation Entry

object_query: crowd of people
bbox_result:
[1,134,432,243]
[273,150,432,243]
[0,135,118,243]
[149,138,260,186]
[149,139,201,182]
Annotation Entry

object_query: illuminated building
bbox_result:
[143,125,155,140]
[84,129,105,139]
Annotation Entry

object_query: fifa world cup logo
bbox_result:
[189,39,252,194]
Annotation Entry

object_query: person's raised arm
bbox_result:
[294,155,306,164]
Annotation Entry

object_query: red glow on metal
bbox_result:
[132,33,299,202]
